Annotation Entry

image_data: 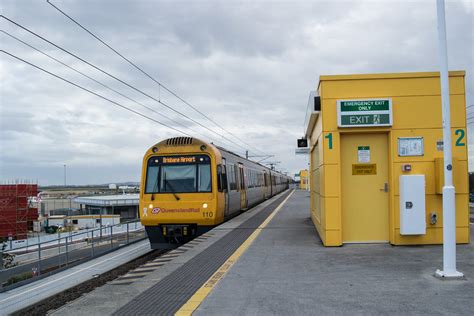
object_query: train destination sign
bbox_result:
[337,98,392,127]
[163,156,196,163]
[148,155,210,166]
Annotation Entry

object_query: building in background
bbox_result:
[74,194,139,221]
[0,184,38,240]
[46,214,120,230]
[299,170,309,190]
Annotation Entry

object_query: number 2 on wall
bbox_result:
[455,129,465,147]
[325,133,333,149]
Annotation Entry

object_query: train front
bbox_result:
[140,137,224,249]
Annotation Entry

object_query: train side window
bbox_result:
[223,165,228,191]
[235,165,240,191]
[217,165,223,192]
[217,165,228,192]
[239,166,245,190]
[229,165,236,190]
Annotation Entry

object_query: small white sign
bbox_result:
[295,148,310,155]
[358,146,370,163]
[398,137,424,156]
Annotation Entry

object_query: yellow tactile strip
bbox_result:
[175,190,294,315]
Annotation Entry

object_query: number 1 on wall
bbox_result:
[325,133,333,150]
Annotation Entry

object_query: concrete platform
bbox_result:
[51,191,292,315]
[195,190,474,315]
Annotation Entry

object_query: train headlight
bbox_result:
[202,203,208,209]
[149,204,153,209]
[200,145,207,151]
[152,146,158,153]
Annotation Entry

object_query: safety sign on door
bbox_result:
[358,146,370,163]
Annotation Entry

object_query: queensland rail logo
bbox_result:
[152,207,199,214]
[152,207,162,214]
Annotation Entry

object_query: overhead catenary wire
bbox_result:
[46,0,268,156]
[1,49,196,137]
[2,48,246,155]
[0,29,212,142]
[0,15,251,155]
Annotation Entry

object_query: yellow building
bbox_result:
[299,169,309,190]
[304,71,469,246]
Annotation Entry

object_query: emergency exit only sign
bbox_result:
[337,98,392,127]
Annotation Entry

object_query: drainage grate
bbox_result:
[114,191,291,316]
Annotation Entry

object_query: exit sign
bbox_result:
[337,98,392,127]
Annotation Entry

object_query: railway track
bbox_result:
[12,249,169,316]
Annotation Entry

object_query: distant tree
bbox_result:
[1,241,17,269]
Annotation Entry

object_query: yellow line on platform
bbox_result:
[175,190,295,316]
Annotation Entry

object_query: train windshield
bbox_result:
[145,155,212,193]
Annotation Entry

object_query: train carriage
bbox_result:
[140,137,290,249]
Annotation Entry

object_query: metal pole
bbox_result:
[100,209,103,239]
[127,222,130,244]
[91,230,95,257]
[435,0,463,279]
[110,226,113,248]
[65,236,69,266]
[58,233,61,267]
[64,164,66,187]
[37,237,41,276]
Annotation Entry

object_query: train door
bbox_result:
[238,163,248,210]
[222,158,230,218]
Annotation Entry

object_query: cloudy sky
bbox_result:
[1,0,473,185]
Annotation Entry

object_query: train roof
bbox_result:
[154,137,290,179]
[213,144,289,178]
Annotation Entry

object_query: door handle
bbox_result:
[380,183,389,192]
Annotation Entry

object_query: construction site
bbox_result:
[0,183,38,241]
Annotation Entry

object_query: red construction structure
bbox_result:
[0,184,38,240]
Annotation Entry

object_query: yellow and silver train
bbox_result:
[140,137,290,249]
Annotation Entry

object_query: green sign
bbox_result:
[341,114,390,125]
[340,100,390,112]
[337,98,392,127]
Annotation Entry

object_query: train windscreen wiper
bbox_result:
[164,178,181,201]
